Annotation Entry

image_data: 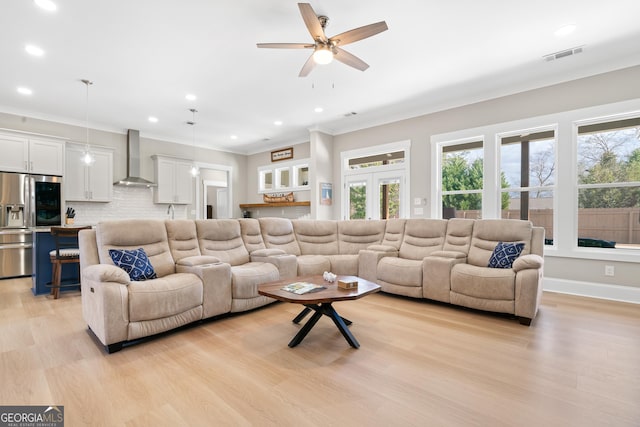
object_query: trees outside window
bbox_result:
[577,118,640,248]
[500,130,556,244]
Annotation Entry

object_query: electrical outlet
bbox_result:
[604,265,615,276]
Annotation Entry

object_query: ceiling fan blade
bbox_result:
[333,47,369,71]
[299,53,317,77]
[329,21,388,47]
[298,3,326,42]
[257,43,314,49]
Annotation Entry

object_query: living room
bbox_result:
[1,1,640,426]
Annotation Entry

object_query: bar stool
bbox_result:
[49,226,91,299]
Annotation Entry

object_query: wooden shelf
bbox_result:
[239,201,310,209]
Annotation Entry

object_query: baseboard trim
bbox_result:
[543,277,640,304]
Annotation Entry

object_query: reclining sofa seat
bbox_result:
[80,219,211,353]
[358,219,407,283]
[447,219,544,325]
[195,219,278,312]
[239,218,298,279]
[376,219,448,298]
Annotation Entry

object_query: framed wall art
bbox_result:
[271,147,294,162]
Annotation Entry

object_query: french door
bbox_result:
[345,171,404,219]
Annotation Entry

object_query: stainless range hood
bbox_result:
[114,129,157,187]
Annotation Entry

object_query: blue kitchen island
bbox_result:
[32,227,85,296]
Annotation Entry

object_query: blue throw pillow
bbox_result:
[488,242,525,269]
[109,248,157,281]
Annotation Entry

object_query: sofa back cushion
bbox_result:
[381,219,406,249]
[292,220,338,255]
[165,220,201,262]
[96,219,175,278]
[239,219,266,253]
[442,218,475,254]
[467,219,533,267]
[399,219,448,260]
[196,219,250,266]
[338,220,385,254]
[259,218,301,256]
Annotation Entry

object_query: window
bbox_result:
[500,128,555,245]
[440,139,483,219]
[258,158,309,193]
[577,117,640,249]
[348,151,405,169]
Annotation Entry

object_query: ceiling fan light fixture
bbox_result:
[313,45,333,65]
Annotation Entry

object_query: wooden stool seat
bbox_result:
[49,226,91,299]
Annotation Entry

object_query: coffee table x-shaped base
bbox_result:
[290,304,358,348]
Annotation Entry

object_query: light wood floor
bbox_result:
[1,278,639,426]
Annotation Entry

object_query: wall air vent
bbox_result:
[543,46,584,62]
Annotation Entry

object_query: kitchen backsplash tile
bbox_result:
[66,186,187,224]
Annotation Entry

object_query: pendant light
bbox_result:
[187,108,199,176]
[81,79,95,165]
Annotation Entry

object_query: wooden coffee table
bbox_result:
[258,275,381,348]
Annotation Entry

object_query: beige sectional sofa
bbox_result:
[79,217,544,352]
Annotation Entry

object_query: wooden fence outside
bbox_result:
[451,208,640,245]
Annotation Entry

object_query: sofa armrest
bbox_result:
[251,248,286,257]
[430,250,467,260]
[176,262,232,318]
[83,264,130,285]
[512,254,544,272]
[176,255,221,267]
[250,251,297,279]
[514,255,544,323]
[358,249,398,283]
[422,255,466,303]
[81,264,131,348]
[365,244,398,253]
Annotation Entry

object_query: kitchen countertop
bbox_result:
[32,225,94,233]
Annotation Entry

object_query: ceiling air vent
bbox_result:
[544,46,584,62]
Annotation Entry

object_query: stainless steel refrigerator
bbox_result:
[0,172,63,279]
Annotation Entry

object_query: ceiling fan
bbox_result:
[257,3,388,77]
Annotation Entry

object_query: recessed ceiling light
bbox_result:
[17,87,33,95]
[185,93,197,101]
[555,24,576,37]
[34,0,57,11]
[314,107,324,113]
[274,120,283,126]
[148,116,158,123]
[230,135,238,140]
[25,44,44,56]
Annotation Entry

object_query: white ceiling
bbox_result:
[2,1,640,154]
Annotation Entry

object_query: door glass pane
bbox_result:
[349,181,367,219]
[379,178,400,219]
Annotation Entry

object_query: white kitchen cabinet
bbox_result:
[65,143,113,202]
[0,132,64,175]
[29,138,64,175]
[152,155,193,204]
